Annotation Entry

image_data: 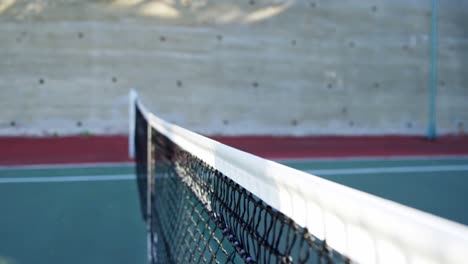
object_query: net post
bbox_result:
[129,89,138,158]
[146,124,155,263]
[427,0,438,140]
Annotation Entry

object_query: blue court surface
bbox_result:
[0,157,467,264]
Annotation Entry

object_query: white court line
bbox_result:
[1,156,468,171]
[275,155,468,163]
[0,174,134,184]
[1,165,467,184]
[307,165,468,176]
[0,162,134,171]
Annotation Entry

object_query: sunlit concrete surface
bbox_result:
[0,0,467,135]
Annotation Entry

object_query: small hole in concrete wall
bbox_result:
[217,35,223,41]
[177,80,183,87]
[76,121,82,127]
[249,0,255,5]
[78,32,84,39]
[327,83,333,89]
[252,82,259,88]
[374,82,380,88]
[223,120,229,125]
[371,6,377,12]
[439,80,445,86]
[341,107,348,114]
[406,122,413,128]
[10,121,16,127]
[112,77,117,83]
[310,2,316,8]
[39,79,45,85]
[160,36,166,42]
[291,120,298,126]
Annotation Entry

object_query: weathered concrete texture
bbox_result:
[0,0,467,135]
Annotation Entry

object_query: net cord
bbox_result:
[132,91,468,264]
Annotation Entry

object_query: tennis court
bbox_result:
[0,164,145,264]
[1,157,467,264]
[2,1,468,263]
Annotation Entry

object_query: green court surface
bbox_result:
[0,165,145,264]
[0,157,467,264]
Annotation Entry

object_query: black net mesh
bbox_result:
[135,105,149,221]
[134,105,350,264]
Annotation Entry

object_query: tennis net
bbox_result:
[129,90,468,264]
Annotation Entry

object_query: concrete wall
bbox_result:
[0,0,467,135]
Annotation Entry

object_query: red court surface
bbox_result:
[1,135,467,166]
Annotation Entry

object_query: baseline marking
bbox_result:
[307,165,468,176]
[1,165,467,184]
[0,174,134,184]
[0,162,134,171]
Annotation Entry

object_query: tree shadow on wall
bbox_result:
[0,0,294,24]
